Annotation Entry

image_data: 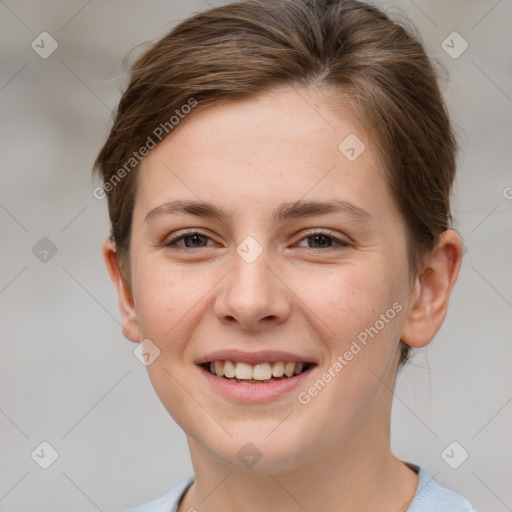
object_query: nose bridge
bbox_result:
[216,239,289,329]
[232,246,271,299]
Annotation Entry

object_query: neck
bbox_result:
[179,414,418,512]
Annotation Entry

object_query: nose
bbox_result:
[214,248,291,332]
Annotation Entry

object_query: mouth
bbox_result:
[195,351,318,402]
[199,360,316,384]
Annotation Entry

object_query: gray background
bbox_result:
[1,0,511,510]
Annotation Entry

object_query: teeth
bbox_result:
[235,362,253,380]
[272,361,284,377]
[284,362,295,377]
[223,360,236,378]
[253,363,272,380]
[206,360,309,380]
[214,360,224,377]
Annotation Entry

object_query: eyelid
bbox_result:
[164,229,351,251]
[164,229,218,248]
[295,229,350,249]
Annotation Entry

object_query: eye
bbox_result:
[164,231,214,249]
[164,230,350,252]
[296,231,350,250]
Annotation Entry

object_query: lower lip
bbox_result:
[198,365,315,403]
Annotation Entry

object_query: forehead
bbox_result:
[134,86,392,220]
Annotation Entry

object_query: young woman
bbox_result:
[94,0,476,510]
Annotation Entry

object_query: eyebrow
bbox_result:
[144,199,372,225]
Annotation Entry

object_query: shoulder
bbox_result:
[408,465,477,512]
[124,468,477,512]
[125,476,195,512]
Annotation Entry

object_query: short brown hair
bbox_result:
[93,0,458,366]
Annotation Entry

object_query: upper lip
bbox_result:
[195,349,318,366]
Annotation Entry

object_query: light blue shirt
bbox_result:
[126,465,477,512]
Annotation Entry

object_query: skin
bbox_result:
[103,86,462,512]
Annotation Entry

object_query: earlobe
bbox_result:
[102,237,141,343]
[400,230,463,348]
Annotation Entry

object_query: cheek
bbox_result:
[145,363,199,439]
[293,262,402,346]
[132,258,205,347]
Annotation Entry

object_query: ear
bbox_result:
[401,229,463,348]
[102,237,140,343]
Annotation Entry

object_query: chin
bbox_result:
[200,428,311,474]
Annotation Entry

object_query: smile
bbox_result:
[195,349,318,402]
[202,360,313,383]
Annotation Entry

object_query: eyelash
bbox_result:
[164,230,350,252]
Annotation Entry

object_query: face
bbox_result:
[123,87,415,472]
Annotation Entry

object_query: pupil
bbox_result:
[185,234,206,247]
[310,235,330,248]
